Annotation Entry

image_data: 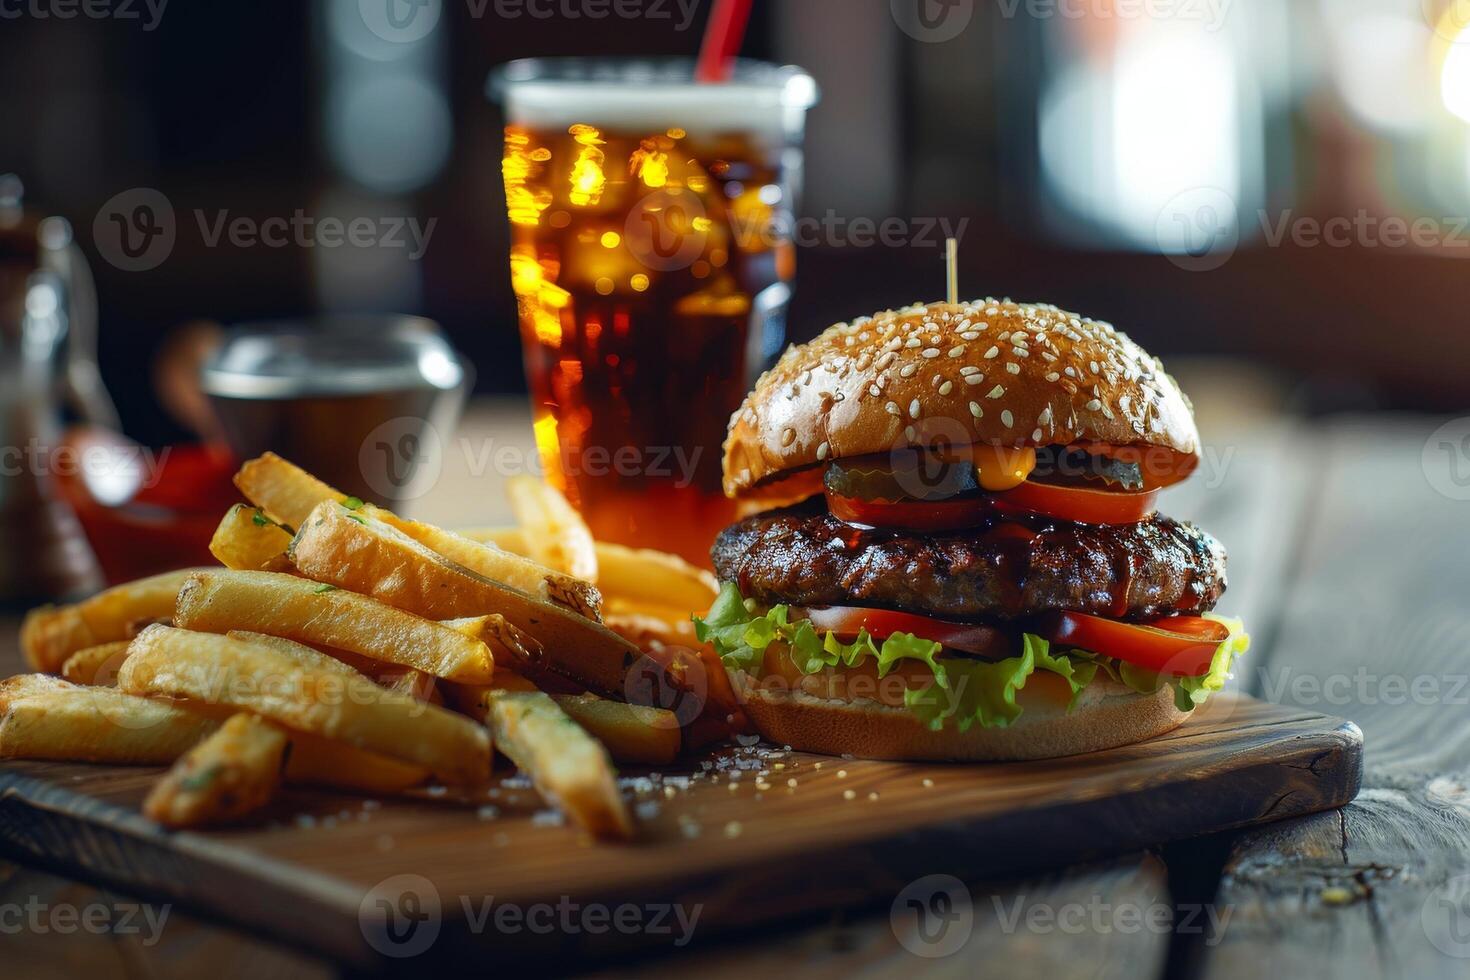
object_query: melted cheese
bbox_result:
[973,446,1036,491]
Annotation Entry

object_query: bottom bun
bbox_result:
[735,673,1188,761]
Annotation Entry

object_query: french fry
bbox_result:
[232,630,447,706]
[486,689,634,841]
[224,631,365,676]
[461,528,716,617]
[232,452,342,530]
[209,504,295,571]
[144,713,289,828]
[60,641,132,686]
[226,630,406,682]
[118,626,491,784]
[284,732,429,794]
[0,675,220,765]
[175,570,494,685]
[505,476,598,582]
[552,694,681,766]
[289,503,640,696]
[380,669,442,705]
[235,452,601,619]
[20,568,202,673]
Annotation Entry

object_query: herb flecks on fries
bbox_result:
[4,454,724,841]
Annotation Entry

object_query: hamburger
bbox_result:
[695,299,1248,760]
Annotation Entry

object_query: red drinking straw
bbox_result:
[695,0,753,83]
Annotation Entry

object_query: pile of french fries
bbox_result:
[3,456,720,841]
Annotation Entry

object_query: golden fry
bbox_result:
[553,694,681,766]
[487,689,634,841]
[289,503,638,695]
[233,452,344,530]
[59,641,132,686]
[505,476,598,582]
[175,570,494,685]
[461,528,715,617]
[118,626,492,784]
[144,713,288,828]
[236,452,601,618]
[283,732,429,794]
[20,568,202,673]
[209,504,295,571]
[0,674,220,765]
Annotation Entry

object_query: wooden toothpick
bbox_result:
[945,237,959,305]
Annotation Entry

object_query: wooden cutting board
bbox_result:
[0,695,1359,973]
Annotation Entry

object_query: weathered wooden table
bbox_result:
[4,391,1469,978]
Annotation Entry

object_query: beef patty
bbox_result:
[711,501,1227,623]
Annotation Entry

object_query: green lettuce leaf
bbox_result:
[693,585,1249,732]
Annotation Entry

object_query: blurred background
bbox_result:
[6,0,1470,454]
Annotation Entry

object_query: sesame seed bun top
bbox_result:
[722,299,1201,500]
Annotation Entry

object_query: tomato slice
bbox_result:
[992,481,1159,525]
[825,489,988,533]
[1034,611,1230,677]
[796,605,1013,659]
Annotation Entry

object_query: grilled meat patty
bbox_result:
[711,500,1227,623]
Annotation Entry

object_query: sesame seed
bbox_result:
[1085,398,1103,412]
[843,789,857,801]
[836,769,848,778]
[908,398,921,419]
[987,385,1006,399]
[868,384,882,398]
[1001,409,1014,428]
[1045,372,1060,382]
[948,345,965,358]
[964,374,985,386]
[904,337,921,348]
[817,441,830,460]
[1005,363,1021,375]
[960,365,981,375]
[959,331,980,341]
[969,401,983,418]
[904,425,916,442]
[922,778,935,788]
[921,348,941,359]
[900,363,918,378]
[1038,406,1053,425]
[884,401,900,415]
[938,380,953,395]
[1032,428,1043,441]
[781,427,796,447]
[983,346,1000,359]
